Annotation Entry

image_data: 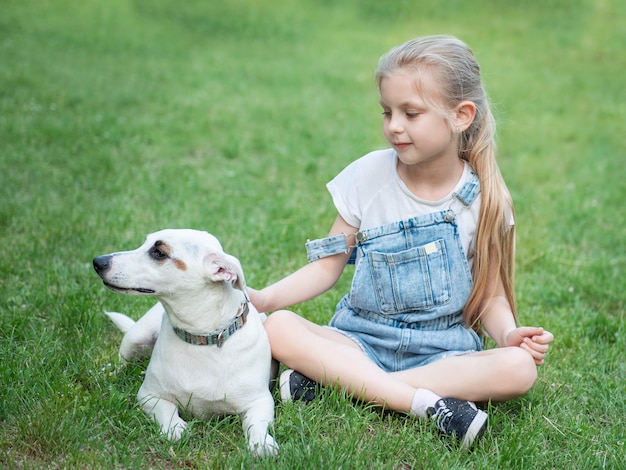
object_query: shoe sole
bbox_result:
[279,369,293,402]
[460,409,488,449]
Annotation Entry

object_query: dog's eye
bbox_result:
[149,246,168,261]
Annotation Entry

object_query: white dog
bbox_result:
[93,229,278,456]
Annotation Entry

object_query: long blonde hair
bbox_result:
[375,35,516,333]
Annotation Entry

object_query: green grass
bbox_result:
[1,0,624,468]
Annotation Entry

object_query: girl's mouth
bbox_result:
[394,142,412,150]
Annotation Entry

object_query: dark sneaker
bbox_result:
[279,369,319,403]
[427,397,487,448]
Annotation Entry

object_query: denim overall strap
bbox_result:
[306,170,479,264]
[451,170,480,207]
[306,233,351,263]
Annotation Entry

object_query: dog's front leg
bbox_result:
[117,303,165,361]
[240,393,279,457]
[139,392,187,441]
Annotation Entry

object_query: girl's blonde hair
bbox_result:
[375,35,516,333]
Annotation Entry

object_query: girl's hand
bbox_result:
[247,287,267,313]
[505,327,554,366]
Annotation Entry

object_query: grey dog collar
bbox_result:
[172,301,249,348]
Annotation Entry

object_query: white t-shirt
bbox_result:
[327,148,481,266]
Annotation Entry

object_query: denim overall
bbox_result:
[306,171,483,373]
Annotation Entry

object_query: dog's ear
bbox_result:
[203,252,246,292]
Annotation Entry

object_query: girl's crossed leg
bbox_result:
[265,309,416,411]
[264,309,538,410]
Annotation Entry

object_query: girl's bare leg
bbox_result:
[264,310,416,411]
[264,310,538,411]
[391,347,538,403]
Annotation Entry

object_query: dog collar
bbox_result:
[171,301,249,348]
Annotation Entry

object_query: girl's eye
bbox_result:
[381,111,391,117]
[406,112,420,118]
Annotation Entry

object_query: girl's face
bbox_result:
[379,69,458,168]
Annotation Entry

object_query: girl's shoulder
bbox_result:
[337,148,396,182]
[327,149,397,228]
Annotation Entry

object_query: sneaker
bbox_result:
[279,369,319,403]
[427,397,487,448]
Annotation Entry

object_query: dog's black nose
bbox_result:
[93,255,112,274]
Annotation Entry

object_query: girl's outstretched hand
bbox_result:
[247,287,266,313]
[505,327,554,366]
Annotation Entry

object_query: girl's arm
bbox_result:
[479,257,554,366]
[249,214,359,313]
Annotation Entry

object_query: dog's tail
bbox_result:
[104,311,136,333]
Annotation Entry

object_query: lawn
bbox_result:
[1,0,624,468]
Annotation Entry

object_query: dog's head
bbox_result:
[93,229,247,298]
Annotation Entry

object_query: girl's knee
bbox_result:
[263,310,301,358]
[503,347,538,395]
[264,309,296,338]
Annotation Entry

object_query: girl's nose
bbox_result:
[387,115,404,133]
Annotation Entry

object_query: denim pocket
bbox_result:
[350,239,451,314]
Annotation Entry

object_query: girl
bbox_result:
[249,35,554,448]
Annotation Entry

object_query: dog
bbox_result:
[93,229,278,456]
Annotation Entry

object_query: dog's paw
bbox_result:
[162,419,188,442]
[250,434,279,457]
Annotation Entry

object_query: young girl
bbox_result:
[249,35,554,448]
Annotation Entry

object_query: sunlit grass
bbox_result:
[1,0,624,468]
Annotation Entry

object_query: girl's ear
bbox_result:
[454,101,477,132]
[203,252,246,292]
